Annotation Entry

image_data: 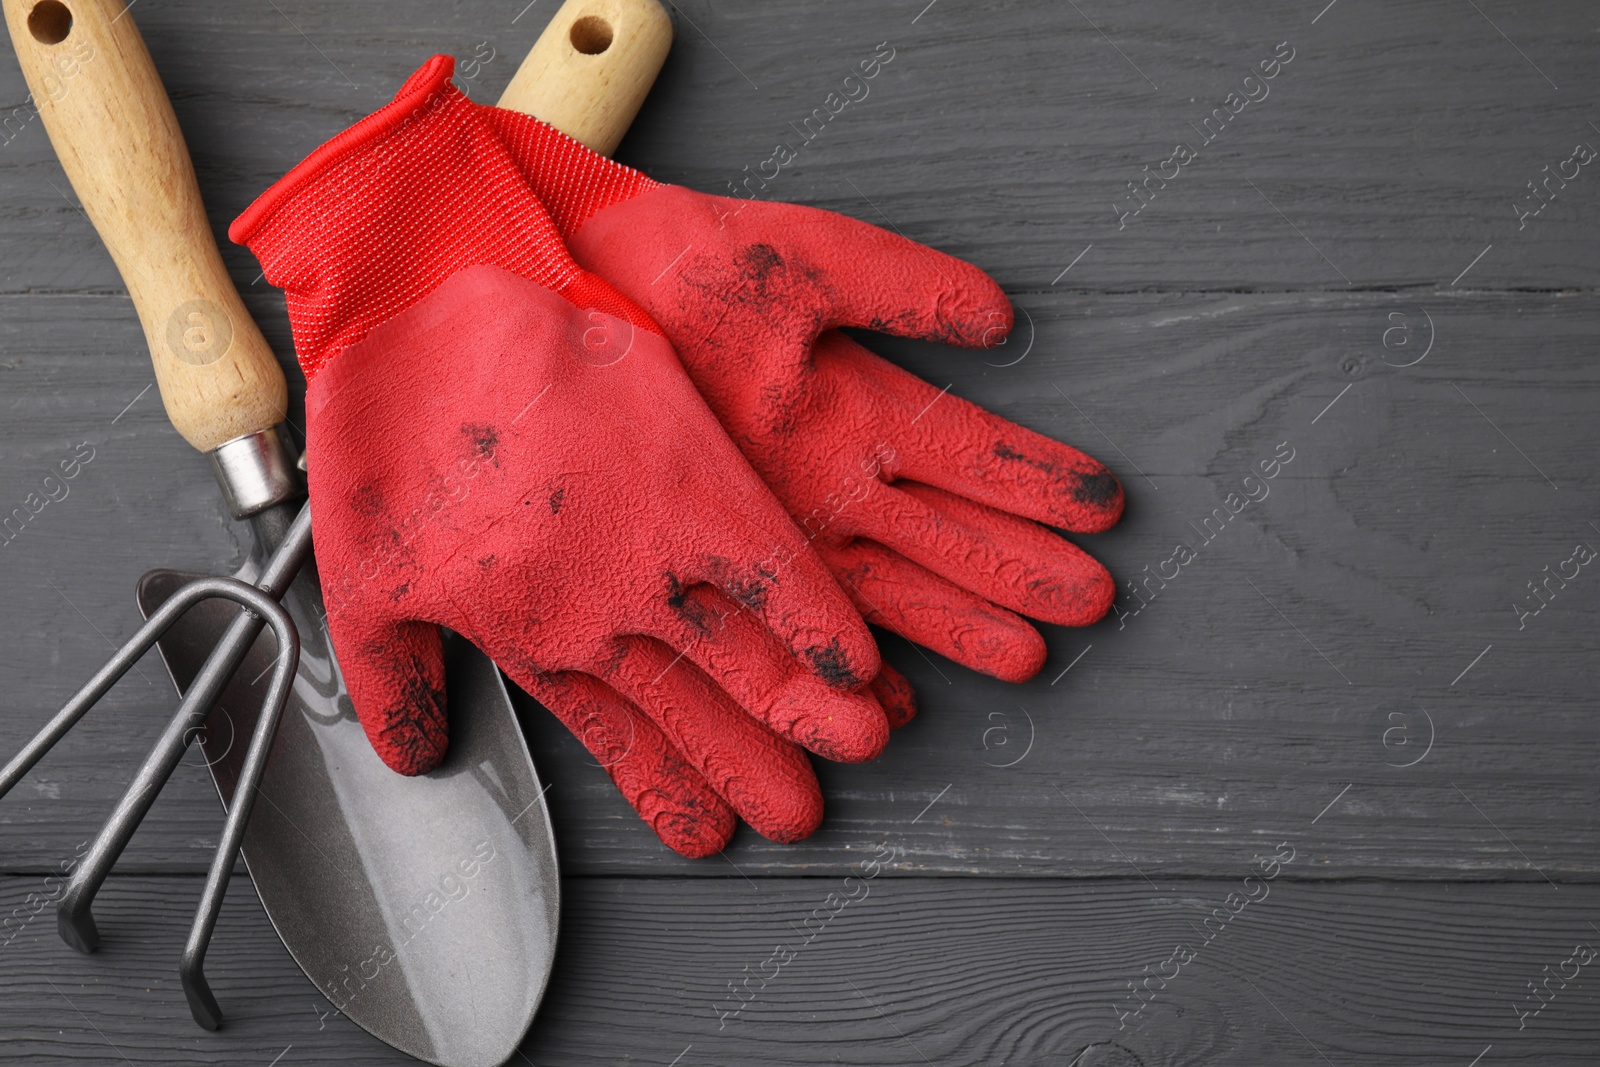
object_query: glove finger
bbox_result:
[646,584,890,763]
[820,539,1049,683]
[824,332,1125,533]
[869,659,918,728]
[696,521,882,694]
[600,636,825,844]
[523,670,736,858]
[330,614,451,775]
[763,200,1012,348]
[840,481,1116,630]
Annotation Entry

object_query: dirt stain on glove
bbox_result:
[994,442,1122,508]
[804,638,861,689]
[463,422,500,464]
[1073,471,1121,507]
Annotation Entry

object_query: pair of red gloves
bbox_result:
[230,56,1122,857]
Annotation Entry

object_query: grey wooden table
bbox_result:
[2,1,1597,1063]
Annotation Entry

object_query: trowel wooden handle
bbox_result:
[498,0,671,156]
[3,0,286,453]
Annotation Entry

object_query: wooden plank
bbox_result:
[1,289,1594,877]
[617,0,1600,293]
[0,1,1595,295]
[0,873,1596,1064]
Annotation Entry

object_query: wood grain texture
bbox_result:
[0,1,1595,295]
[1,874,1596,1065]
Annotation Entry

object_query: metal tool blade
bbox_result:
[137,534,559,1067]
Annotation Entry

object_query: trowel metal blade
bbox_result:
[137,566,558,1067]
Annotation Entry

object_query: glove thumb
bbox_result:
[331,612,450,775]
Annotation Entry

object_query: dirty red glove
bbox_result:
[230,56,892,857]
[480,94,1123,683]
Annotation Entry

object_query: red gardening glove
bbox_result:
[479,100,1124,683]
[230,56,894,857]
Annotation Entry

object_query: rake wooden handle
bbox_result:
[2,0,286,453]
[498,0,672,156]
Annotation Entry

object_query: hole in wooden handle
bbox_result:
[569,14,613,55]
[28,0,72,44]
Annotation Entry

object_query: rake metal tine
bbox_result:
[176,579,299,1031]
[0,503,310,809]
[0,585,206,803]
[36,580,294,967]
[0,576,266,804]
[49,506,312,959]
[1,505,312,1029]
